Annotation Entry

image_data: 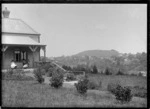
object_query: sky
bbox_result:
[2,4,147,57]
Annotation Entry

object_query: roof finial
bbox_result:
[2,7,10,18]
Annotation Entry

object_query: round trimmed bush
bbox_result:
[50,69,64,88]
[112,85,133,103]
[75,77,89,94]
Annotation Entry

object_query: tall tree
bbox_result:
[92,65,98,74]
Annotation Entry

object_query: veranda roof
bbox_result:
[2,35,46,46]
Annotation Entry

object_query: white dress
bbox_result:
[11,62,17,69]
[23,64,28,68]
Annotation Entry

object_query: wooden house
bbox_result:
[2,7,46,69]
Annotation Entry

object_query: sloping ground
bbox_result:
[42,75,78,89]
[2,80,147,107]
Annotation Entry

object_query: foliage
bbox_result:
[65,73,76,81]
[75,76,89,94]
[107,82,120,94]
[113,85,133,103]
[2,69,34,81]
[39,63,53,73]
[50,69,64,88]
[91,65,98,74]
[131,86,147,98]
[3,79,147,107]
[62,65,72,71]
[76,74,85,81]
[134,92,147,98]
[88,81,99,90]
[116,70,124,75]
[2,69,13,79]
[105,68,112,75]
[34,68,44,83]
[52,52,147,75]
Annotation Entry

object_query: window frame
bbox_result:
[14,50,27,62]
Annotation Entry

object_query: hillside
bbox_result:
[74,49,120,58]
[42,50,147,74]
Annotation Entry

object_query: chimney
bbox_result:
[2,7,10,18]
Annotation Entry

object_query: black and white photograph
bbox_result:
[1,3,147,107]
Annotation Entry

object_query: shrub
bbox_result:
[110,85,133,103]
[2,69,13,80]
[40,63,53,72]
[50,69,64,88]
[3,70,34,81]
[47,67,55,77]
[91,65,98,74]
[107,82,120,94]
[34,68,44,83]
[66,73,76,81]
[132,86,147,98]
[105,68,112,75]
[116,70,124,75]
[134,92,147,98]
[75,76,89,94]
[88,81,99,90]
[8,69,14,75]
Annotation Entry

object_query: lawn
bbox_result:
[2,74,147,107]
[87,74,147,90]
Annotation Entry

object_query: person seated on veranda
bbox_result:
[11,60,17,69]
[22,59,28,69]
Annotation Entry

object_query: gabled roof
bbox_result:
[2,18,40,35]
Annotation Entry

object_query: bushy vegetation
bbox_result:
[105,68,112,75]
[50,69,64,88]
[107,82,120,94]
[75,76,89,94]
[107,82,132,103]
[2,69,33,81]
[116,70,124,75]
[62,65,72,71]
[52,52,147,76]
[2,69,13,79]
[65,73,76,81]
[130,86,147,98]
[3,79,147,107]
[34,68,44,83]
[91,65,98,74]
[113,85,133,103]
[88,81,99,90]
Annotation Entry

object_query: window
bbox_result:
[14,50,27,62]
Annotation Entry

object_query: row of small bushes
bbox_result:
[2,69,34,81]
[74,76,133,104]
[34,67,64,88]
[34,66,147,104]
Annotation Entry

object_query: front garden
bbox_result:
[2,63,147,107]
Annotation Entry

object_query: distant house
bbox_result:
[2,7,46,69]
[139,71,147,77]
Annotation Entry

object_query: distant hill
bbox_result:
[74,49,120,58]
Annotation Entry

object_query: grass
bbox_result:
[87,74,147,90]
[2,76,147,107]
